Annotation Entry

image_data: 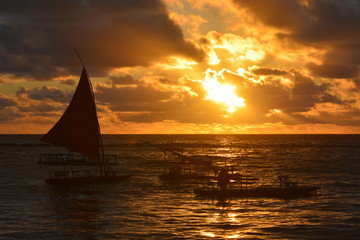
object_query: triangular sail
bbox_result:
[41,68,101,161]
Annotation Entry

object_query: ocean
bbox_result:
[0,134,359,239]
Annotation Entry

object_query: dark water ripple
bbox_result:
[1,134,360,239]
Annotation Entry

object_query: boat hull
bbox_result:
[44,175,132,185]
[194,186,320,199]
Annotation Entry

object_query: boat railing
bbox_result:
[197,179,256,190]
[49,169,118,179]
[163,165,214,177]
[38,153,119,166]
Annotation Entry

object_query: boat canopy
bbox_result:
[41,68,101,161]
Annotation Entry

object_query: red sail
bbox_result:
[41,68,101,161]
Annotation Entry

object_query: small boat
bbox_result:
[39,52,131,185]
[144,141,258,182]
[194,175,320,199]
[159,164,217,180]
[142,141,214,166]
[159,163,259,182]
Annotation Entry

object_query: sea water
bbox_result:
[0,134,359,239]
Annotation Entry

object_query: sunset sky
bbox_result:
[1,0,360,134]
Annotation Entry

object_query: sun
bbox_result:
[202,68,245,113]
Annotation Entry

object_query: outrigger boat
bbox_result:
[142,141,259,182]
[38,52,131,185]
[159,163,217,181]
[142,141,214,166]
[194,175,320,199]
[142,141,216,180]
[160,163,259,183]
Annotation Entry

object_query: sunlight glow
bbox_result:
[202,68,246,113]
[266,109,282,117]
[156,56,197,70]
[206,32,266,63]
[208,49,220,65]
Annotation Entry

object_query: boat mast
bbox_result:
[74,49,105,163]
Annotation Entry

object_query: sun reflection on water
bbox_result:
[200,231,216,237]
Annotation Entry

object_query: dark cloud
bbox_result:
[0,107,22,122]
[225,72,247,86]
[251,67,288,76]
[233,0,360,43]
[316,109,360,126]
[16,86,72,103]
[307,63,359,79]
[0,0,204,80]
[232,0,360,78]
[96,85,174,111]
[59,79,76,86]
[269,108,360,127]
[18,102,64,113]
[291,71,326,96]
[110,74,137,85]
[118,112,167,123]
[0,94,16,110]
[233,0,310,33]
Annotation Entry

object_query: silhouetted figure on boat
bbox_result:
[278,175,298,188]
[217,168,231,189]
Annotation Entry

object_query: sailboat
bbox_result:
[38,53,131,185]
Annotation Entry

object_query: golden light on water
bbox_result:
[202,68,246,113]
[200,231,216,237]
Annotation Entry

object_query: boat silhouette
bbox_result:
[38,51,131,185]
[194,175,320,199]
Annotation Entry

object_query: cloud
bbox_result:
[109,74,137,85]
[250,66,288,76]
[0,107,23,122]
[58,79,76,86]
[307,63,359,79]
[232,0,360,43]
[0,0,204,80]
[18,102,64,113]
[96,85,174,111]
[232,0,360,78]
[0,93,16,110]
[16,86,72,103]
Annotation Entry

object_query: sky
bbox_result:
[1,0,360,134]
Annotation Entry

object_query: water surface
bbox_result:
[0,134,359,239]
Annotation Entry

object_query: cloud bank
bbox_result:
[0,0,204,80]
